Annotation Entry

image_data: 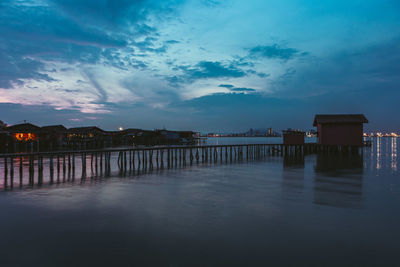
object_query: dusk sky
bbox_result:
[1,0,399,132]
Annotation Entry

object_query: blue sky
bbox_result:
[0,0,399,132]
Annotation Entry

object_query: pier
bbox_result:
[0,143,363,189]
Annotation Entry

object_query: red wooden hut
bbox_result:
[313,114,368,146]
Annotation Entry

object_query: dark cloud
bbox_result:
[0,54,57,88]
[166,60,249,86]
[0,0,180,89]
[165,40,180,44]
[218,84,234,88]
[249,44,306,60]
[218,84,256,93]
[131,36,171,53]
[167,61,247,86]
[230,87,256,92]
[183,61,246,79]
[256,72,270,78]
[246,69,270,78]
[49,0,148,27]
[48,0,182,29]
[270,37,400,98]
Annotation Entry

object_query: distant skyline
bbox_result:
[1,0,399,132]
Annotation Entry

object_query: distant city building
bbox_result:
[244,128,280,137]
[313,114,368,146]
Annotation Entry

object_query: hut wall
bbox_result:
[318,123,363,146]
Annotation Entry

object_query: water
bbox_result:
[0,137,399,266]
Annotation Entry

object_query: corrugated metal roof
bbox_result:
[313,114,368,126]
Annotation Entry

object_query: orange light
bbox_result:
[14,133,37,141]
[15,133,24,141]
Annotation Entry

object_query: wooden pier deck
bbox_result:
[0,143,363,189]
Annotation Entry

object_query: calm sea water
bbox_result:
[0,137,399,266]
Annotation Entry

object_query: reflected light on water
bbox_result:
[391,137,397,171]
[376,137,381,170]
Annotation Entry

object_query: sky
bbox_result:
[0,0,399,132]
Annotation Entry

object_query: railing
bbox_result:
[0,143,363,189]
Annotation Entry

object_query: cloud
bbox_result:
[218,84,256,93]
[183,61,246,79]
[0,0,181,91]
[83,70,108,103]
[218,84,234,88]
[168,61,248,86]
[48,0,181,30]
[230,87,256,92]
[249,44,306,60]
[0,55,57,88]
[270,37,400,98]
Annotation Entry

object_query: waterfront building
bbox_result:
[5,123,41,152]
[0,120,201,152]
[7,123,41,142]
[40,125,67,150]
[113,128,142,146]
[0,129,10,152]
[313,114,368,146]
[66,126,105,149]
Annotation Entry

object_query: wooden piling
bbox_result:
[19,156,23,185]
[4,157,8,179]
[10,156,14,180]
[50,156,54,182]
[160,149,164,169]
[100,152,103,174]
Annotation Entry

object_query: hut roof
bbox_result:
[67,126,104,133]
[41,125,67,132]
[6,123,41,132]
[313,114,368,126]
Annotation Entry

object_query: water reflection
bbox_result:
[376,137,381,170]
[313,153,363,208]
[281,155,305,197]
[391,137,397,172]
[283,154,305,169]
[370,137,399,173]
